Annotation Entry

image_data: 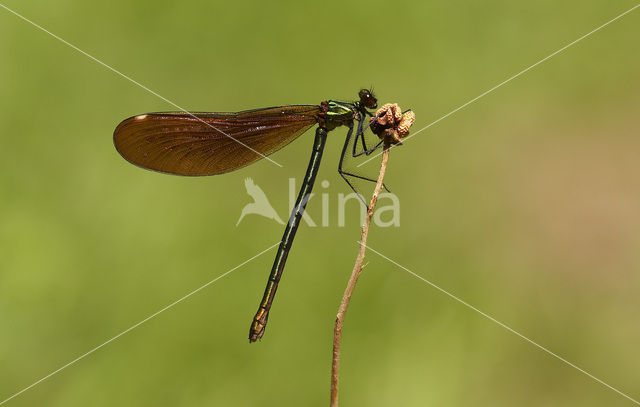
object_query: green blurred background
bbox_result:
[1,1,639,405]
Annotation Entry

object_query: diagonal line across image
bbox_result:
[0,242,280,405]
[1,1,638,405]
[0,3,284,168]
[362,242,640,405]
[357,3,640,168]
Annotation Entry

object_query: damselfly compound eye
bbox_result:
[358,89,377,109]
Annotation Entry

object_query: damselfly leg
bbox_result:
[338,116,390,208]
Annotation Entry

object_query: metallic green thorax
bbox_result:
[323,100,359,131]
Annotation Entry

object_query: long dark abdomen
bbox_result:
[249,126,328,342]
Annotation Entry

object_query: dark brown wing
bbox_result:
[113,105,321,176]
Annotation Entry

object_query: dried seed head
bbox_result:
[397,111,415,137]
[374,103,402,126]
[369,103,416,145]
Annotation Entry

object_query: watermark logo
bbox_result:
[237,178,400,227]
[236,178,285,226]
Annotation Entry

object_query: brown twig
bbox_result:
[330,103,415,406]
[330,139,391,407]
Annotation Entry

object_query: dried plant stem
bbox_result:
[330,140,391,407]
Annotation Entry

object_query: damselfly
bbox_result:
[114,89,383,342]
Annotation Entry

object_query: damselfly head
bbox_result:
[358,89,378,109]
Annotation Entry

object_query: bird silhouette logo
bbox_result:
[236,178,284,226]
